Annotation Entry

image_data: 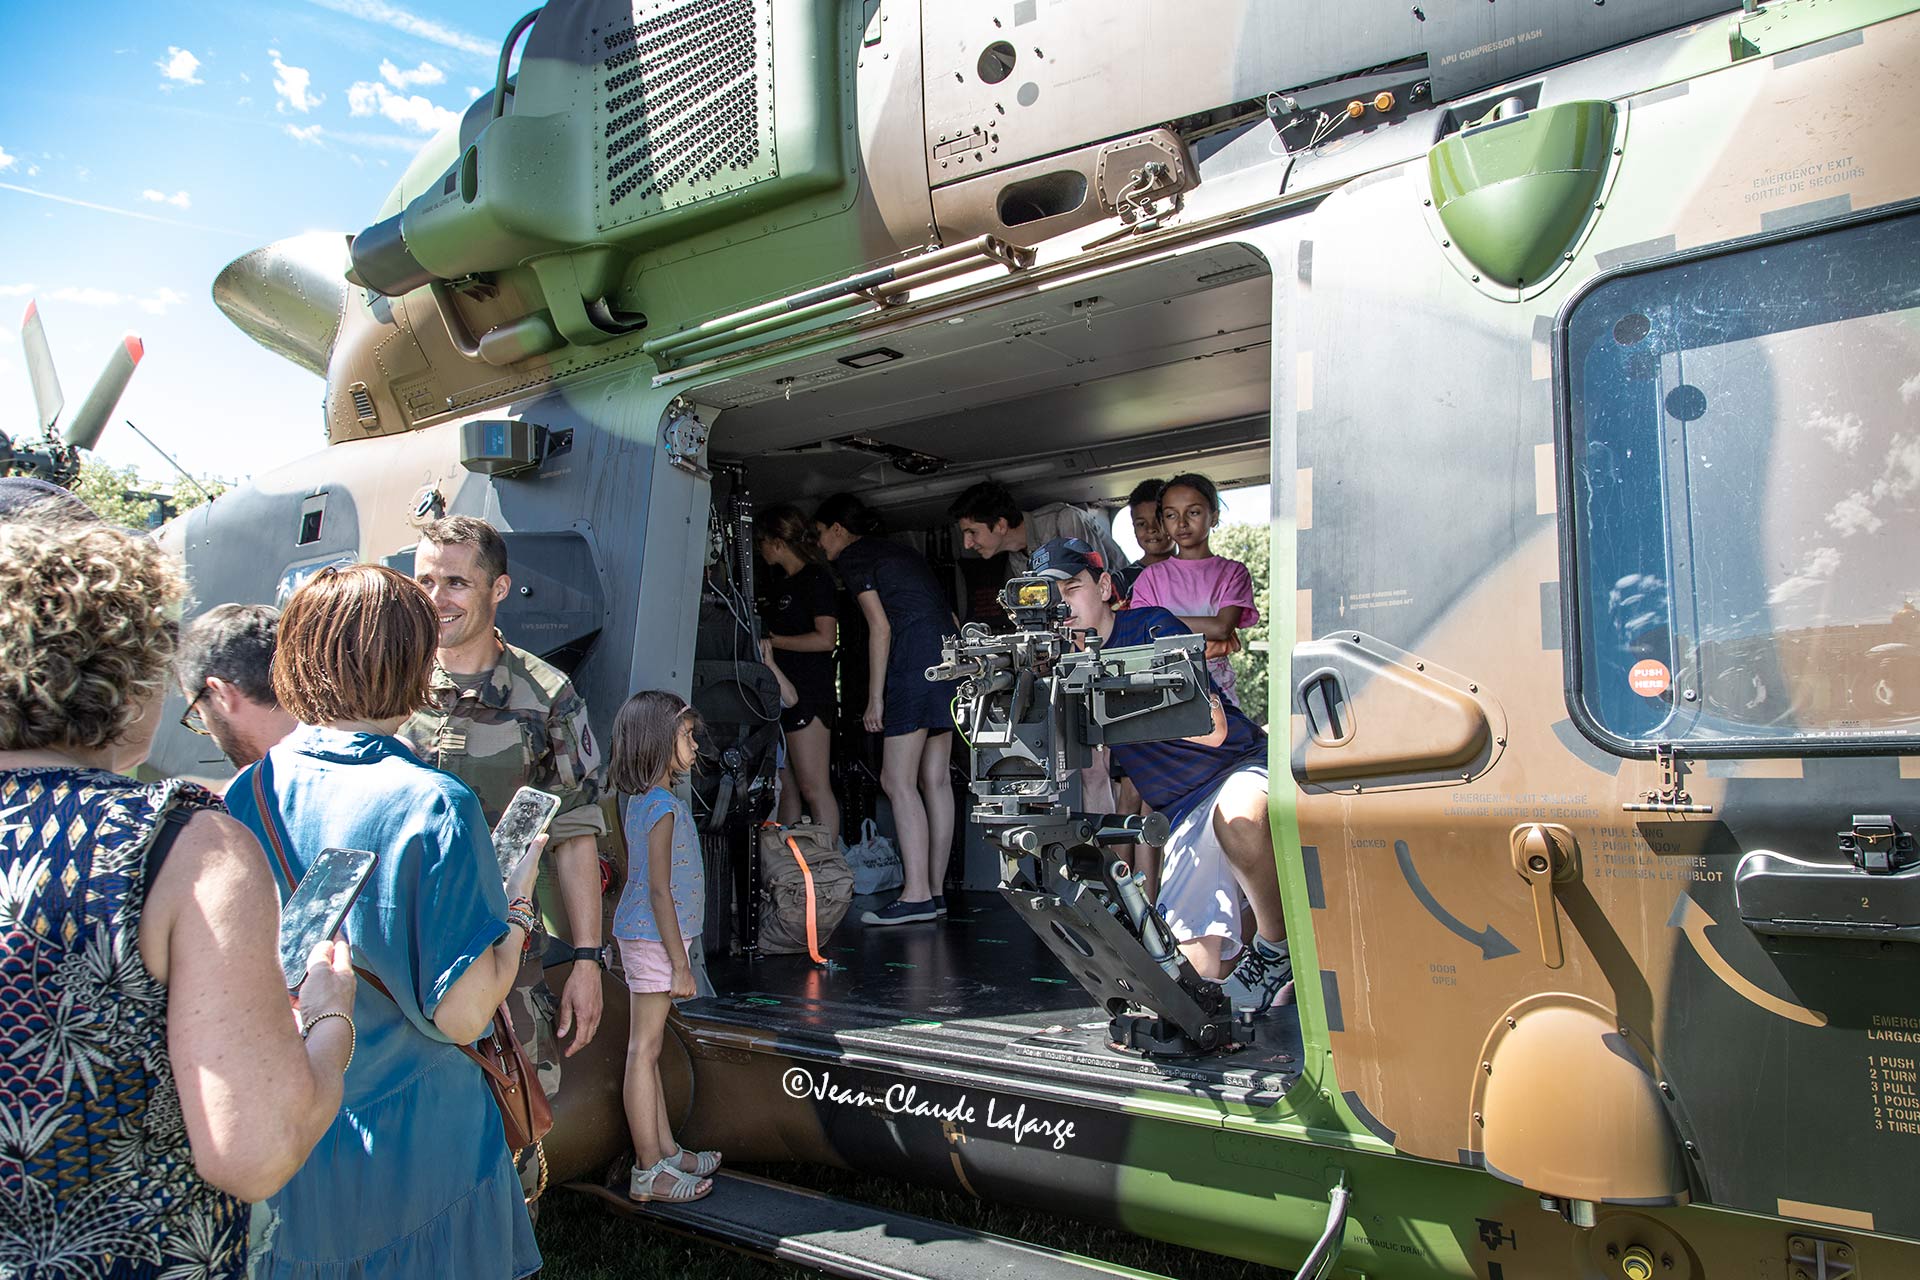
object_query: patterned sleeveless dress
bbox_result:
[0,766,248,1278]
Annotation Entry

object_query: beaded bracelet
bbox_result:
[302,1009,355,1070]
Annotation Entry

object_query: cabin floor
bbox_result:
[689,889,1303,1110]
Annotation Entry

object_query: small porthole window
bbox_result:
[298,493,327,546]
[977,40,1016,85]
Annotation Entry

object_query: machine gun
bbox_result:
[929,574,1237,1056]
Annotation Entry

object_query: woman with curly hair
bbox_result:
[224,563,544,1279]
[0,501,356,1278]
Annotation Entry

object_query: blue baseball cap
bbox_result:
[1028,537,1108,581]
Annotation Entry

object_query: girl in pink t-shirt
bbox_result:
[1128,473,1259,707]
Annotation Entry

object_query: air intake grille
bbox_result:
[595,0,777,228]
[349,382,377,422]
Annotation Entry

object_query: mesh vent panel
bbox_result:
[594,0,777,228]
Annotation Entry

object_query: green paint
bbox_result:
[1428,101,1616,289]
[885,962,916,969]
[743,996,782,1006]
[1031,977,1068,985]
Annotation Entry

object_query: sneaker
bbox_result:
[1231,937,1294,1015]
[933,895,948,916]
[861,898,939,926]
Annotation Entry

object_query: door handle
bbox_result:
[1511,824,1579,968]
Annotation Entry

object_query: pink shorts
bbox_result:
[617,935,697,993]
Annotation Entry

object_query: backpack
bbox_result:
[755,822,853,960]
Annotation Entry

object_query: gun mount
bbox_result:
[930,575,1235,1056]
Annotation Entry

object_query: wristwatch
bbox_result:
[570,945,604,968]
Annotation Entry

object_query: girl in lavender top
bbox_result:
[1127,473,1259,709]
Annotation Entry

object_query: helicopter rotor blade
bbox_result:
[62,334,144,452]
[20,300,66,435]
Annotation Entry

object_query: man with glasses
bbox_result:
[177,604,295,771]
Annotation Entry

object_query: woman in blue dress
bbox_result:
[226,564,542,1279]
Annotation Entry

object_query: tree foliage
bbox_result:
[1211,522,1272,725]
[71,461,226,529]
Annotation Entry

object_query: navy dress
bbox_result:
[227,727,539,1280]
[833,536,960,736]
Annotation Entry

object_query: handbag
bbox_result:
[249,764,554,1156]
[844,817,903,896]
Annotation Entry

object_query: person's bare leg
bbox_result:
[881,730,932,900]
[919,731,955,895]
[776,762,802,825]
[788,718,839,839]
[1080,745,1116,813]
[624,992,670,1167]
[1179,935,1231,981]
[1212,772,1285,944]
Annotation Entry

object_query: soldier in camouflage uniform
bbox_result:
[401,517,608,1117]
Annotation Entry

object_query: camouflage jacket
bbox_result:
[400,634,608,844]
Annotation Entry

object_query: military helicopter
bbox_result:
[143,0,1920,1275]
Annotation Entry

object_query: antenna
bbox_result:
[122,419,215,505]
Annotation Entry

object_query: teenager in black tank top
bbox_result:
[756,506,842,842]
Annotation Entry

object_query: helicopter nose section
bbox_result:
[212,231,354,377]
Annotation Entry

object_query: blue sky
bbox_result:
[0,0,531,482]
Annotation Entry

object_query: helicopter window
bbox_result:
[297,494,327,546]
[1561,206,1920,751]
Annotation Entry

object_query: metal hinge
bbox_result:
[1788,1233,1859,1279]
[1840,814,1915,875]
[1622,742,1714,814]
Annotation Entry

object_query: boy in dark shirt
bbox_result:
[1027,537,1292,1012]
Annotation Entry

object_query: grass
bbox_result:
[533,1161,1289,1279]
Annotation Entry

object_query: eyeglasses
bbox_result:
[180,687,211,736]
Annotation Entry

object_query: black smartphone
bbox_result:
[280,847,377,990]
[491,786,561,886]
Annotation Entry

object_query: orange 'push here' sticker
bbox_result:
[1629,659,1672,698]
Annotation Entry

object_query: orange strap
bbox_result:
[783,835,827,965]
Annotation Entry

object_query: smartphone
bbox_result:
[280,847,377,990]
[491,786,561,886]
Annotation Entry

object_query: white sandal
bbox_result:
[628,1157,712,1203]
[667,1143,722,1177]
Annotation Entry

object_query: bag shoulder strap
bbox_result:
[782,834,827,966]
[141,807,192,905]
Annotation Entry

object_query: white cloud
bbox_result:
[1901,371,1920,405]
[270,51,323,113]
[24,164,38,177]
[0,282,38,297]
[347,80,458,134]
[1825,491,1883,538]
[300,0,494,56]
[157,47,204,87]
[380,59,444,88]
[283,123,327,145]
[1875,433,1920,502]
[1767,545,1842,606]
[35,285,186,316]
[0,145,15,172]
[1807,407,1863,455]
[465,86,482,100]
[140,189,192,209]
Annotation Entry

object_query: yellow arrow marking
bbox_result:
[1669,893,1826,1028]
